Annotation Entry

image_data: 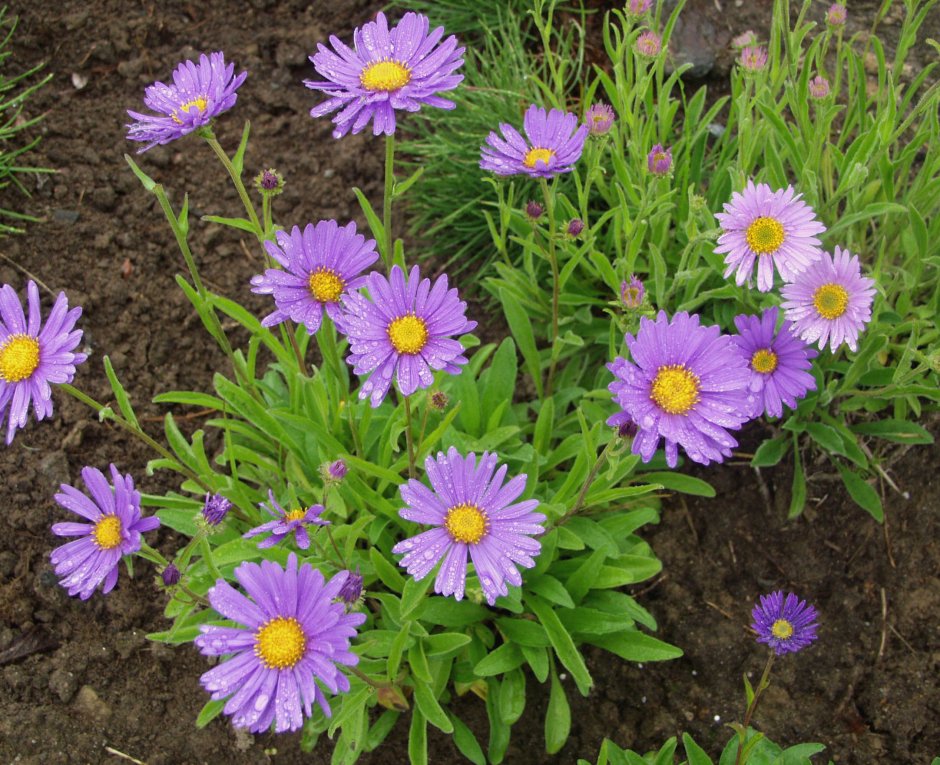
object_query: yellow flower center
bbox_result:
[650,364,701,415]
[771,619,794,639]
[172,96,208,124]
[745,216,785,255]
[750,348,778,374]
[308,268,345,303]
[813,283,849,320]
[93,515,123,550]
[254,616,307,669]
[0,334,40,383]
[284,509,307,523]
[387,314,429,355]
[653,151,667,163]
[444,503,488,545]
[360,60,411,92]
[523,147,555,169]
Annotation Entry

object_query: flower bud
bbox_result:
[161,563,181,586]
[808,75,830,100]
[428,390,449,411]
[634,31,662,58]
[647,144,672,176]
[202,493,231,526]
[585,102,615,136]
[525,200,544,221]
[566,218,585,238]
[337,566,363,606]
[826,3,846,26]
[620,275,645,308]
[254,168,284,196]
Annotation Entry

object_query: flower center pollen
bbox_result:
[93,515,123,550]
[254,616,307,669]
[444,503,488,545]
[285,509,307,523]
[650,364,701,415]
[745,216,786,255]
[387,315,429,355]
[0,334,40,383]
[771,619,794,639]
[751,348,778,374]
[308,268,345,303]
[172,96,208,124]
[523,147,555,169]
[813,283,849,320]
[360,60,411,92]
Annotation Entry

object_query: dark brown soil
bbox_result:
[1,2,937,765]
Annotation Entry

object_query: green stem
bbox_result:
[348,664,394,690]
[403,393,416,479]
[554,440,614,527]
[325,526,349,569]
[734,652,776,765]
[416,397,431,460]
[382,132,396,271]
[203,132,264,242]
[138,542,169,568]
[199,535,223,583]
[539,177,561,397]
[286,322,308,376]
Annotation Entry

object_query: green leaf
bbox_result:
[500,286,543,398]
[751,436,789,468]
[682,733,714,765]
[521,645,549,683]
[353,187,385,247]
[231,120,251,176]
[103,355,139,429]
[401,575,432,620]
[526,574,575,608]
[586,631,683,662]
[497,668,526,726]
[525,593,593,695]
[195,698,226,729]
[640,471,715,497]
[412,679,453,733]
[836,464,884,522]
[124,153,156,192]
[788,437,807,519]
[473,642,525,676]
[369,547,405,593]
[449,712,486,765]
[545,667,571,755]
[408,708,428,765]
[424,632,471,658]
[496,618,551,647]
[805,422,845,455]
[850,419,934,444]
[201,214,257,233]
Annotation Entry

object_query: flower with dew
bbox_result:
[620,274,645,308]
[339,265,476,407]
[305,11,464,139]
[585,102,615,136]
[608,311,752,467]
[780,245,876,353]
[809,75,831,100]
[243,490,329,550]
[715,180,826,292]
[634,31,662,58]
[1,280,87,445]
[195,554,365,732]
[250,221,379,335]
[731,30,758,49]
[126,52,247,153]
[731,307,817,419]
[50,465,160,600]
[826,3,847,26]
[751,591,818,655]
[647,144,672,175]
[739,45,768,71]
[392,447,546,605]
[480,104,589,179]
[202,493,232,526]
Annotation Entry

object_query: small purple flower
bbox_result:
[739,45,768,72]
[254,168,284,195]
[809,75,831,99]
[626,0,653,16]
[608,311,752,467]
[525,200,544,221]
[250,221,379,335]
[305,12,465,139]
[480,104,589,179]
[566,218,585,238]
[1,281,87,444]
[429,390,449,411]
[751,591,819,655]
[585,102,615,136]
[327,459,348,481]
[337,566,364,605]
[202,493,232,526]
[826,3,847,26]
[731,307,817,418]
[50,465,160,600]
[243,490,329,550]
[647,144,672,175]
[635,31,662,58]
[780,246,876,353]
[731,30,758,49]
[393,447,546,605]
[620,275,645,308]
[715,180,826,292]
[126,52,247,153]
[162,563,181,586]
[339,265,476,407]
[195,554,365,732]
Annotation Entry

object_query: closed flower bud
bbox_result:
[429,390,449,411]
[161,563,181,586]
[647,144,672,175]
[254,168,284,195]
[337,566,363,606]
[566,218,585,238]
[525,200,544,220]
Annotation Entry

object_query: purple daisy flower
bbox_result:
[751,591,819,655]
[202,493,232,526]
[126,52,247,153]
[647,144,672,175]
[243,490,329,550]
[50,465,160,600]
[195,553,365,732]
[715,180,826,293]
[608,311,752,468]
[780,245,876,353]
[634,31,662,58]
[392,447,546,605]
[250,221,379,335]
[585,102,615,136]
[339,265,476,407]
[305,11,465,139]
[620,274,645,308]
[731,307,817,418]
[1,280,86,445]
[480,104,589,178]
[739,45,769,71]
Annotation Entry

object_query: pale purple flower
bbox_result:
[327,459,348,481]
[647,144,672,175]
[731,30,758,49]
[566,218,585,237]
[626,0,653,16]
[50,465,159,600]
[480,104,589,178]
[751,591,819,655]
[715,180,826,292]
[585,102,615,135]
[0,280,86,444]
[827,4,847,26]
[809,75,831,99]
[126,52,247,153]
[202,493,232,526]
[780,246,876,353]
[250,221,379,335]
[620,275,645,308]
[392,447,545,605]
[339,265,476,407]
[739,45,768,71]
[635,31,662,58]
[243,490,329,550]
[305,12,465,139]
[195,554,365,732]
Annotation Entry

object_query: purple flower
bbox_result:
[126,52,247,153]
[162,563,181,586]
[751,591,819,655]
[739,45,768,71]
[731,307,817,418]
[647,144,672,175]
[809,75,831,99]
[50,465,160,600]
[626,0,653,16]
[826,3,847,26]
[337,566,364,605]
[327,459,348,481]
[525,200,544,220]
[339,265,476,407]
[634,31,662,58]
[202,493,232,526]
[195,554,365,732]
[250,221,379,335]
[243,490,329,550]
[254,168,284,195]
[731,30,759,49]
[608,311,752,468]
[715,180,826,292]
[1,281,86,445]
[585,102,615,136]
[305,12,465,139]
[620,275,645,308]
[566,218,585,238]
[392,448,546,605]
[480,104,589,178]
[780,245,876,353]
[606,410,638,439]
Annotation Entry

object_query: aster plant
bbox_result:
[480,104,589,178]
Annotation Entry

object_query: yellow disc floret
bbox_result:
[254,616,307,669]
[172,96,208,124]
[444,503,488,545]
[650,364,701,415]
[93,515,123,550]
[745,216,786,254]
[308,268,345,303]
[813,283,849,320]
[284,509,307,523]
[360,60,411,92]
[771,618,794,639]
[387,314,429,355]
[523,147,555,169]
[750,348,778,374]
[0,334,40,383]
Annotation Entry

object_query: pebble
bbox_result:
[52,209,80,225]
[73,685,112,721]
[668,13,718,78]
[48,668,79,703]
